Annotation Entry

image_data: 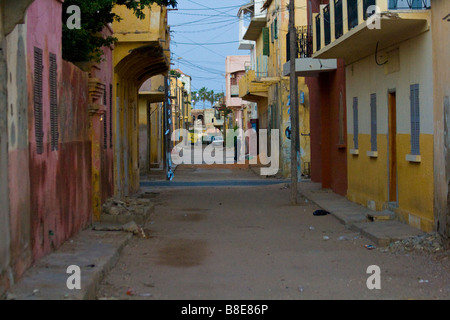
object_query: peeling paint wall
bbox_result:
[26,0,92,261]
[6,21,32,287]
[0,2,12,297]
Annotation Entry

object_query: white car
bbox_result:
[211,136,224,147]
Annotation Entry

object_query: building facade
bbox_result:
[238,0,311,178]
[312,0,448,237]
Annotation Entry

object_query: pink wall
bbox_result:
[26,0,92,261]
[226,55,250,107]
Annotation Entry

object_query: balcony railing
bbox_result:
[314,0,431,56]
[334,0,343,39]
[323,5,331,46]
[363,0,376,20]
[286,26,313,62]
[347,0,359,31]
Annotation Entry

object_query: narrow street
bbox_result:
[96,166,450,300]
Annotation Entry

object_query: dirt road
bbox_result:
[97,167,450,300]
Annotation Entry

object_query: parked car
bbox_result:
[211,136,224,147]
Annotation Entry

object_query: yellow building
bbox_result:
[312,0,448,233]
[238,0,310,178]
[112,4,170,196]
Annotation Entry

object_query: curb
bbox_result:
[6,229,132,300]
[298,182,424,247]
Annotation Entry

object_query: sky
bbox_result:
[167,0,250,108]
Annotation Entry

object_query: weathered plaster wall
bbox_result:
[346,30,434,231]
[6,21,32,288]
[27,0,93,260]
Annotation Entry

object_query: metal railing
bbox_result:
[334,0,343,39]
[286,26,313,61]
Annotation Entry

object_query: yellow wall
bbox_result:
[346,30,434,231]
[112,5,169,196]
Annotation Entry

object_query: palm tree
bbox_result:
[191,90,199,108]
[198,87,208,110]
[207,90,215,107]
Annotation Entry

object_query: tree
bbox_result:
[191,90,200,108]
[62,0,177,63]
[198,87,208,110]
[207,90,215,107]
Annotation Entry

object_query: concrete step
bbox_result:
[350,220,424,247]
[366,209,396,222]
[7,229,132,300]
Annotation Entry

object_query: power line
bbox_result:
[173,40,240,46]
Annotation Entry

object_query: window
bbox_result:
[262,27,270,56]
[410,84,420,155]
[370,93,377,151]
[353,97,358,149]
[49,53,58,151]
[34,47,44,154]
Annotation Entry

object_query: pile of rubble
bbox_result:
[381,232,446,254]
[102,197,152,217]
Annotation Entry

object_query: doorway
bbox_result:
[388,91,397,203]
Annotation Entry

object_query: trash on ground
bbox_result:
[365,244,376,250]
[323,236,330,241]
[313,209,330,216]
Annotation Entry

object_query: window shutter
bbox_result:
[353,97,358,149]
[49,53,58,151]
[274,17,278,39]
[410,84,420,155]
[370,93,377,151]
[271,22,274,43]
[262,27,270,56]
[34,47,44,154]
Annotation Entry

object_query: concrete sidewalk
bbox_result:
[299,180,424,247]
[6,229,132,300]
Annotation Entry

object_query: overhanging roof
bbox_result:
[243,17,267,41]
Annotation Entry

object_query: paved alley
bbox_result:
[96,166,450,300]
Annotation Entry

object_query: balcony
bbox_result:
[230,85,240,97]
[239,70,271,102]
[312,0,431,64]
[283,26,337,77]
[239,0,267,42]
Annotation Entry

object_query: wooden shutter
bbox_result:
[353,97,358,149]
[34,47,44,154]
[274,17,278,39]
[410,84,420,155]
[262,27,270,56]
[370,93,377,151]
[49,53,58,151]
